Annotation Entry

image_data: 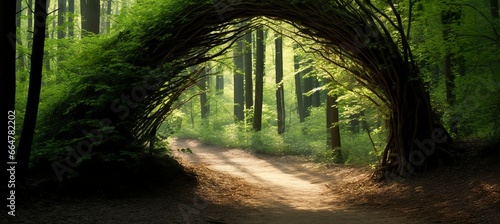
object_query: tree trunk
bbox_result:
[1,0,17,204]
[253,28,264,131]
[233,37,245,121]
[244,28,253,110]
[312,78,321,107]
[58,0,66,39]
[199,68,209,119]
[441,6,462,135]
[302,59,314,117]
[16,0,26,70]
[326,93,342,162]
[215,64,224,95]
[275,34,285,134]
[68,0,74,36]
[294,51,306,123]
[106,0,112,33]
[81,0,100,35]
[17,0,48,183]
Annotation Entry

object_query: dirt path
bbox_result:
[171,138,424,224]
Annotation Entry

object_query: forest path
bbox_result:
[171,138,423,224]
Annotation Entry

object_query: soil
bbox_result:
[3,138,499,224]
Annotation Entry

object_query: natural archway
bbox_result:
[37,0,455,181]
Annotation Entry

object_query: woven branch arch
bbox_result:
[46,0,455,180]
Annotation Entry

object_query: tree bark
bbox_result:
[68,0,74,36]
[275,34,285,134]
[294,51,306,123]
[244,28,253,110]
[215,64,224,94]
[81,0,100,35]
[17,0,48,183]
[58,0,66,39]
[253,28,264,131]
[199,68,209,119]
[326,93,342,162]
[233,37,245,121]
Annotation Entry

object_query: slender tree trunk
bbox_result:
[28,0,33,46]
[106,0,112,33]
[58,0,66,39]
[312,78,321,107]
[233,37,245,121]
[17,0,48,183]
[16,0,26,71]
[215,64,224,94]
[68,0,74,37]
[199,68,209,119]
[294,51,306,123]
[244,28,253,110]
[1,0,17,204]
[441,6,462,134]
[253,28,264,131]
[275,34,285,134]
[302,59,314,116]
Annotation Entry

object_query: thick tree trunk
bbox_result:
[1,0,17,207]
[81,0,100,35]
[17,0,48,183]
[233,37,245,121]
[253,28,264,131]
[275,34,285,135]
[326,93,342,162]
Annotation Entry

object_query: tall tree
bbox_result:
[1,0,16,206]
[441,4,463,134]
[199,67,210,119]
[326,92,342,162]
[80,0,100,35]
[293,48,306,123]
[253,28,265,131]
[16,0,26,70]
[302,59,314,117]
[58,0,66,39]
[215,64,224,94]
[17,0,48,183]
[244,28,253,110]
[106,0,112,33]
[275,34,285,135]
[68,0,74,36]
[233,36,245,121]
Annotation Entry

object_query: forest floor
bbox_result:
[5,138,500,224]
